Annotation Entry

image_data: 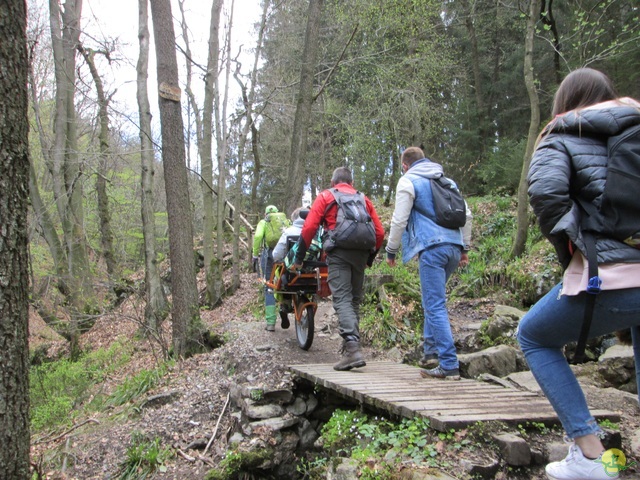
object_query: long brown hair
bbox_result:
[551,68,617,117]
[534,68,618,149]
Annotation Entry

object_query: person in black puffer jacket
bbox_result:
[517,68,640,480]
[527,88,640,270]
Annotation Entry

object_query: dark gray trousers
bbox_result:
[326,248,369,340]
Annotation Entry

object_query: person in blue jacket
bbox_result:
[386,146,472,380]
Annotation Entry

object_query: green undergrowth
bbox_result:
[117,431,173,479]
[30,339,171,433]
[450,195,561,305]
[312,416,563,480]
[303,408,479,479]
[109,362,171,407]
[359,260,423,350]
[30,340,133,431]
[204,448,274,480]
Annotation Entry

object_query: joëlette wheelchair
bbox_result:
[266,235,330,350]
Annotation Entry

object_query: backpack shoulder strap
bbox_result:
[323,188,340,216]
[571,231,601,364]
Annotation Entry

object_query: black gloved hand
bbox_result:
[366,249,378,267]
[252,256,259,273]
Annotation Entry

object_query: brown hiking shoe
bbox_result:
[333,341,366,371]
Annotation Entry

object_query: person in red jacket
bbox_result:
[292,167,385,370]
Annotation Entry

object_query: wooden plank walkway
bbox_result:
[289,361,619,432]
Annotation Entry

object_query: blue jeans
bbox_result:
[260,248,275,308]
[632,326,640,405]
[419,243,461,370]
[517,283,640,438]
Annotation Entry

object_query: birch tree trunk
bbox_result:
[285,0,323,214]
[149,0,201,357]
[137,0,168,332]
[0,0,31,475]
[511,0,541,259]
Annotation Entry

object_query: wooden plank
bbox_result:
[344,388,511,399]
[424,409,620,432]
[407,400,555,413]
[386,399,553,419]
[288,361,619,432]
[357,391,539,405]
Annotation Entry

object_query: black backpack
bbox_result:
[580,123,640,247]
[572,123,640,363]
[431,176,467,229]
[323,189,376,252]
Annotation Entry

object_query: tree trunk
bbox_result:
[0,1,31,476]
[49,0,95,357]
[28,161,68,292]
[201,0,223,305]
[137,0,168,333]
[541,0,561,85]
[149,0,201,357]
[234,0,269,286]
[212,0,235,303]
[511,0,541,259]
[78,44,117,278]
[462,0,488,151]
[384,130,400,207]
[284,0,324,215]
[27,52,68,292]
[250,116,261,214]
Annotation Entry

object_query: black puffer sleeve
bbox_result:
[528,136,573,235]
[527,135,574,264]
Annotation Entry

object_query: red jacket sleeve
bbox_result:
[299,190,332,249]
[365,196,385,250]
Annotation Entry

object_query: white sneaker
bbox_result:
[546,444,619,480]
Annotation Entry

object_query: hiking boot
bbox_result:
[333,341,366,371]
[265,324,275,332]
[279,305,290,329]
[418,353,439,369]
[280,301,293,314]
[420,365,460,381]
[546,444,617,480]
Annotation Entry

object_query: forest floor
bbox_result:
[28,270,640,479]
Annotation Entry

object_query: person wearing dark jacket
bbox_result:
[517,68,640,480]
[292,167,385,371]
